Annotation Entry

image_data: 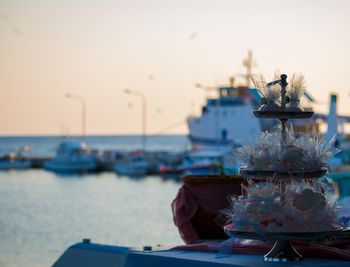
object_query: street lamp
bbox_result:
[66,93,86,142]
[124,88,147,151]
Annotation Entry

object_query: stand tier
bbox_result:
[224,224,343,262]
[239,167,327,180]
[253,110,314,119]
[224,224,343,241]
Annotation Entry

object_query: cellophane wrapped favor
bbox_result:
[251,74,280,111]
[287,73,307,111]
[233,126,340,173]
[223,179,339,233]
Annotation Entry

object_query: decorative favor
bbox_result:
[233,126,340,173]
[286,73,306,112]
[224,180,339,233]
[251,75,280,111]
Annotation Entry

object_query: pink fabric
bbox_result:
[171,186,199,244]
[172,241,350,261]
[171,182,242,244]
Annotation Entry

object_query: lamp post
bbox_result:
[124,88,147,151]
[66,93,86,142]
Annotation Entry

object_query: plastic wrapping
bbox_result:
[224,180,340,233]
[233,126,340,172]
[287,73,306,111]
[251,75,280,111]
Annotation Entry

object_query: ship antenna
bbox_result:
[243,50,253,87]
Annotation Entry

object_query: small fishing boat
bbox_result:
[44,141,97,173]
[160,151,228,176]
[0,147,31,170]
[114,150,149,177]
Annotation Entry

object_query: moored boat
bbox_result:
[160,150,236,176]
[114,150,149,177]
[44,141,97,173]
[0,147,31,170]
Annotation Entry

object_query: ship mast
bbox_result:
[243,50,253,87]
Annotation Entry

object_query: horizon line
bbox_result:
[0,133,188,138]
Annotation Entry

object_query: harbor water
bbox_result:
[0,135,190,157]
[0,135,187,267]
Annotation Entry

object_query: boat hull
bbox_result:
[44,159,97,173]
[53,240,350,267]
[0,160,31,170]
[114,164,148,177]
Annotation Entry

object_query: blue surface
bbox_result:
[126,250,350,267]
[54,242,350,267]
[72,242,130,254]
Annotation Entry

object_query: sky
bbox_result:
[1,0,350,135]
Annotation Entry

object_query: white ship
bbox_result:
[187,84,262,151]
[187,52,317,152]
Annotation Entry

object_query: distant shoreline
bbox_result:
[0,133,187,138]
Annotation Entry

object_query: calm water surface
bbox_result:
[0,170,183,267]
[0,135,190,157]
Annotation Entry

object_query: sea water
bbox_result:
[0,135,190,157]
[0,135,187,267]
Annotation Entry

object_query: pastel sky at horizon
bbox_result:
[1,0,350,136]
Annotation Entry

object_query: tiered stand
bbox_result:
[224,74,341,262]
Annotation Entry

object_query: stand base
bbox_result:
[264,240,303,262]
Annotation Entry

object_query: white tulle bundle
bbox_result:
[251,74,280,105]
[224,180,339,233]
[233,126,340,172]
[293,129,340,171]
[288,73,306,101]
